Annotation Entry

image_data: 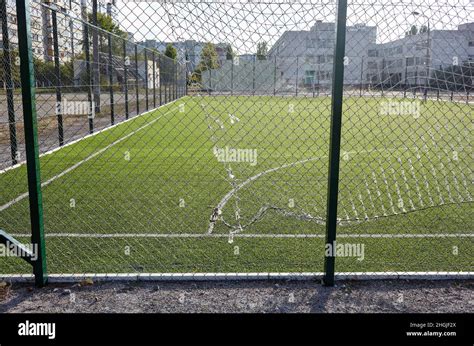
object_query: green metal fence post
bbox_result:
[323,0,347,287]
[135,44,139,113]
[144,49,149,110]
[83,10,94,133]
[152,51,156,108]
[92,0,101,115]
[231,57,234,96]
[52,8,64,146]
[123,39,129,119]
[108,33,115,125]
[296,56,299,96]
[159,55,162,105]
[16,0,47,287]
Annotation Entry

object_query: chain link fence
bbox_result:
[0,0,472,283]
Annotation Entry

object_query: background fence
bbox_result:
[0,0,472,285]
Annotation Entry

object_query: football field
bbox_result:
[0,95,472,275]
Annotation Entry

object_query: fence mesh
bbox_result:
[0,0,472,277]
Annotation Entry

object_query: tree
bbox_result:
[192,42,219,83]
[164,44,178,60]
[88,12,125,36]
[198,42,219,70]
[406,25,418,37]
[256,41,268,60]
[226,44,234,60]
[87,12,127,55]
[0,50,20,87]
[420,25,429,34]
[32,58,73,87]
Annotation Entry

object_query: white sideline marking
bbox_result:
[0,107,177,212]
[0,98,185,175]
[208,147,419,234]
[1,272,473,282]
[10,232,474,239]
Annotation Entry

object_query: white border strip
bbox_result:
[1,272,472,283]
[9,233,474,238]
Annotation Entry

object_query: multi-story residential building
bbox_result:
[266,19,473,89]
[1,0,44,57]
[1,0,117,61]
[268,20,377,87]
[41,0,83,62]
[366,23,473,87]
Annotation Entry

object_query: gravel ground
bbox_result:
[0,279,472,313]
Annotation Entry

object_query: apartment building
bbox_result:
[366,23,473,87]
[268,21,377,87]
[267,19,473,88]
[1,0,117,61]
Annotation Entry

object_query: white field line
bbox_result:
[10,232,474,239]
[0,98,185,175]
[208,146,420,234]
[1,272,473,282]
[0,107,177,212]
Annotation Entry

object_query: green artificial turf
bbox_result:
[0,95,472,274]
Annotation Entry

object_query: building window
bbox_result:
[368,49,378,57]
[367,61,378,69]
[306,38,316,48]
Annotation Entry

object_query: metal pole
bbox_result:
[296,56,299,96]
[317,63,320,96]
[209,67,212,96]
[231,58,234,96]
[144,49,149,110]
[16,0,47,287]
[52,9,64,146]
[135,44,139,113]
[108,33,115,125]
[69,19,75,59]
[166,62,169,103]
[424,20,430,101]
[414,66,418,97]
[83,11,94,133]
[159,55,162,105]
[323,0,347,287]
[185,65,188,96]
[153,51,156,108]
[381,58,385,97]
[252,56,256,96]
[404,57,408,98]
[273,55,277,96]
[359,56,364,97]
[175,61,178,100]
[123,39,129,119]
[1,0,18,165]
[92,0,100,115]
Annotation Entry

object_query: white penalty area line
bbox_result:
[0,104,180,213]
[10,232,474,239]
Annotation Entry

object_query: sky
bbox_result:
[115,0,473,54]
